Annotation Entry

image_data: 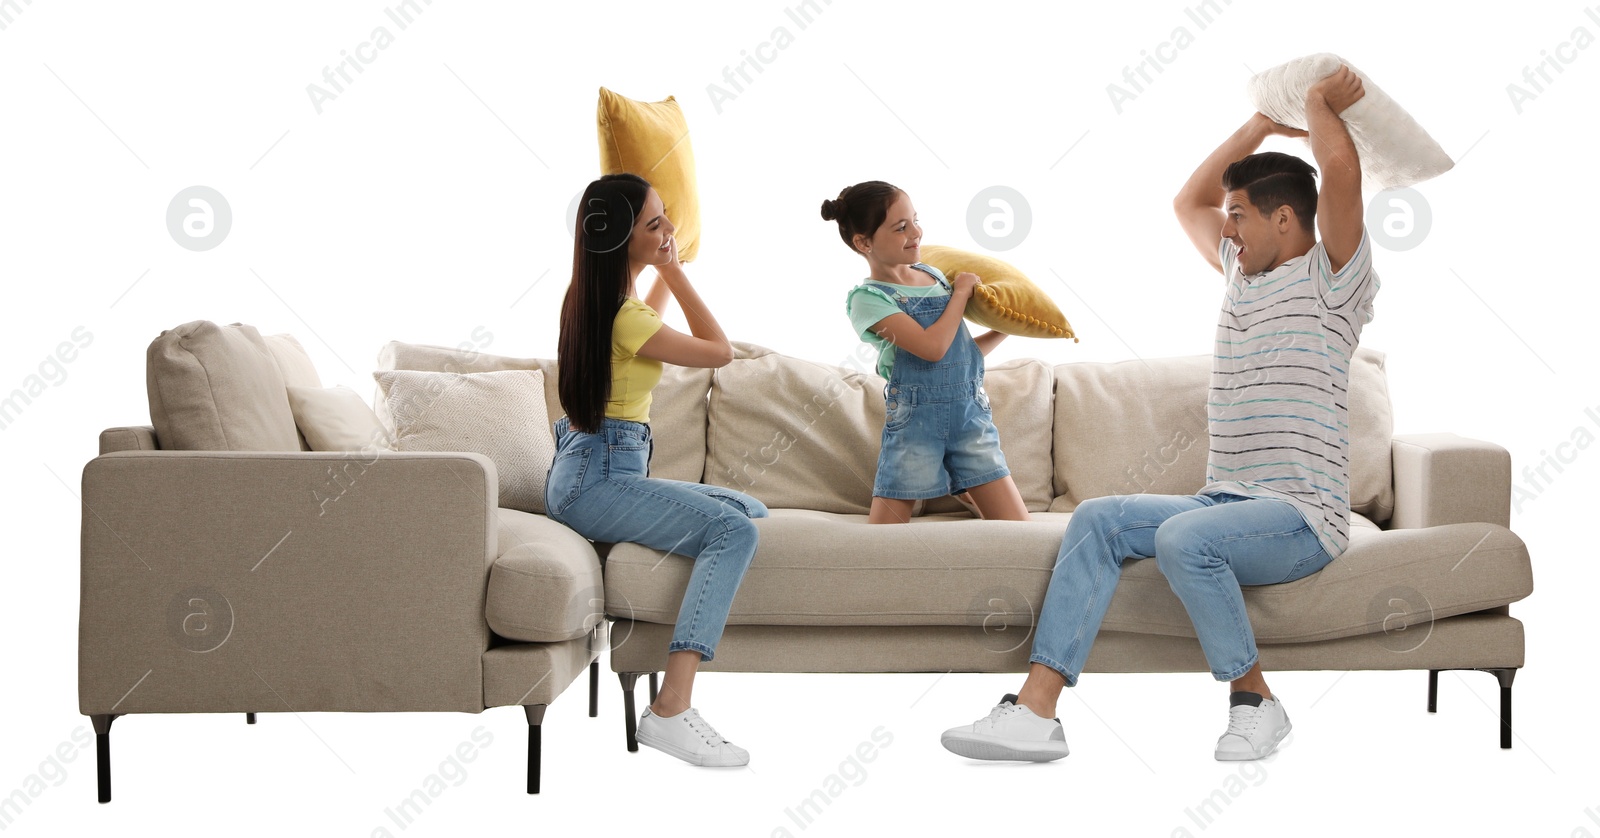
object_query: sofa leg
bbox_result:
[1484,668,1516,749]
[619,672,641,752]
[246,713,257,724]
[91,714,116,804]
[524,704,547,794]
[588,661,599,719]
[648,672,659,704]
[1427,670,1438,713]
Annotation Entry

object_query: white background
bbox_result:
[3,1,1596,835]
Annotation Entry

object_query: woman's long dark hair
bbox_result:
[558,172,651,433]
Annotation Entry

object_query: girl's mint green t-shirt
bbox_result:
[844,263,949,379]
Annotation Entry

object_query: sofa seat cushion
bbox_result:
[486,510,605,643]
[603,510,1531,645]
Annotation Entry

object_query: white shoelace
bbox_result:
[684,709,728,745]
[1224,704,1262,738]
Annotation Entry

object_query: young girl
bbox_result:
[821,181,1030,524]
[548,173,766,766]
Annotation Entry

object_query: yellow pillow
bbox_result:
[596,88,702,262]
[919,245,1077,341]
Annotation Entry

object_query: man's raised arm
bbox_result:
[1173,114,1308,274]
[1304,66,1366,274]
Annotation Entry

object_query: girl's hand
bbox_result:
[952,271,981,299]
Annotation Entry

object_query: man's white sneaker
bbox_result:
[1215,691,1292,761]
[636,707,750,767]
[941,694,1069,762]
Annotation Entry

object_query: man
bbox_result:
[941,65,1375,761]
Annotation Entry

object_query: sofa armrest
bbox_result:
[1390,433,1511,529]
[79,449,498,716]
[99,425,159,454]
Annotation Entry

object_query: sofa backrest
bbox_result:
[702,343,1057,514]
[366,339,1396,524]
[145,321,320,451]
[373,341,711,483]
[1050,347,1395,523]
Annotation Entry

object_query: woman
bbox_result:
[547,173,766,767]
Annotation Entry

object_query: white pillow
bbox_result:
[286,385,393,452]
[1248,53,1453,191]
[372,368,555,515]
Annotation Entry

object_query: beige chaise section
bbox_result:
[79,321,603,803]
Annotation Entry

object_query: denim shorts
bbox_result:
[873,380,1011,500]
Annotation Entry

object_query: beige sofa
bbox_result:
[78,322,605,802]
[373,339,1534,755]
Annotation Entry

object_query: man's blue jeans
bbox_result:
[1030,493,1334,684]
[546,417,767,661]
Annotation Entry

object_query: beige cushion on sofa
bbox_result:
[146,320,302,451]
[705,344,884,513]
[262,333,321,389]
[374,369,555,514]
[1050,348,1394,523]
[1051,354,1211,509]
[603,510,1532,644]
[921,358,1055,514]
[286,385,393,452]
[262,334,321,451]
[374,340,710,482]
[486,509,606,642]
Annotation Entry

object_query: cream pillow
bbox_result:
[286,385,393,452]
[372,369,555,515]
[1248,53,1453,191]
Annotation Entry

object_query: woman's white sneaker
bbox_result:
[940,694,1069,762]
[1214,691,1292,760]
[636,707,750,767]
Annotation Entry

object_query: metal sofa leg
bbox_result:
[524,704,547,794]
[1485,668,1516,749]
[619,672,641,752]
[91,714,116,803]
[246,713,257,724]
[648,672,659,704]
[1429,668,1518,749]
[589,661,599,718]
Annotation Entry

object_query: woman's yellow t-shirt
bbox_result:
[608,298,664,422]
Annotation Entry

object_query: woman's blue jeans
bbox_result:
[546,417,767,661]
[1030,493,1334,684]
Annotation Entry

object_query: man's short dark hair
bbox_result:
[1222,152,1318,233]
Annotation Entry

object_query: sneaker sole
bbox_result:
[941,731,1069,762]
[1214,718,1292,761]
[635,728,749,767]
